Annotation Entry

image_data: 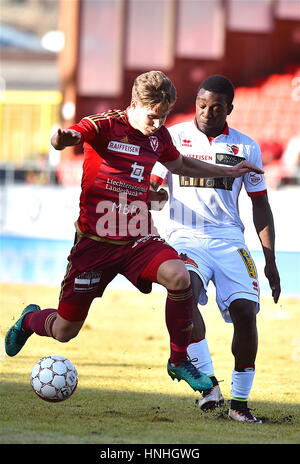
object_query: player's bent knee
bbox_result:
[157,260,190,289]
[54,330,78,343]
[52,321,82,343]
[229,299,257,326]
[52,313,85,342]
[169,270,190,289]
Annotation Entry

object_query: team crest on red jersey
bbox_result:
[149,136,159,151]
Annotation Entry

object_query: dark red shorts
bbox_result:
[58,234,179,321]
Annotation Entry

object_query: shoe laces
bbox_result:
[180,358,201,379]
[11,326,28,341]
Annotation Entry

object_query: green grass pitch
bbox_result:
[0,283,299,445]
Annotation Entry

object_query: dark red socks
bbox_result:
[165,285,193,365]
[22,309,57,337]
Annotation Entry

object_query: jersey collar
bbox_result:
[193,118,229,143]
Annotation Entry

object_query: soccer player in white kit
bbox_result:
[151,75,281,422]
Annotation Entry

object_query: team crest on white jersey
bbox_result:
[149,136,159,151]
[227,144,239,155]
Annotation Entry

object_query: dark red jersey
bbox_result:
[69,109,180,240]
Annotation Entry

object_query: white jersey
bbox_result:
[151,120,267,242]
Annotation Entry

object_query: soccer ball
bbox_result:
[30,355,78,402]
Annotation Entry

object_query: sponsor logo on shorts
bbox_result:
[132,234,165,248]
[108,140,140,155]
[252,280,259,292]
[237,248,257,279]
[74,271,102,292]
[179,253,198,269]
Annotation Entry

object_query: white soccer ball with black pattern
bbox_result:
[30,355,78,402]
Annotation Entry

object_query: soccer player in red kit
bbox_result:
[5,71,263,394]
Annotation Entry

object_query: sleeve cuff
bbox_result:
[150,174,164,186]
[247,189,267,197]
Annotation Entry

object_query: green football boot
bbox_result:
[5,304,40,356]
[167,358,213,392]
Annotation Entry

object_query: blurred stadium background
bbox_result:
[0,0,299,299]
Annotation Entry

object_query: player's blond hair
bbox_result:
[131,71,177,108]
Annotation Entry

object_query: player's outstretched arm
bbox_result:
[163,155,264,178]
[51,128,82,150]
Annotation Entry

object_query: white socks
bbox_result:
[187,339,256,401]
[231,369,255,400]
[187,339,214,376]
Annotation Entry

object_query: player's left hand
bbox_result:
[230,160,264,178]
[264,261,281,303]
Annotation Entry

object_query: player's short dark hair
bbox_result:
[197,75,235,104]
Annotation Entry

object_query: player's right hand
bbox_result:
[264,261,281,303]
[56,128,82,146]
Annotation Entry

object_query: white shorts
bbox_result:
[168,233,260,323]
